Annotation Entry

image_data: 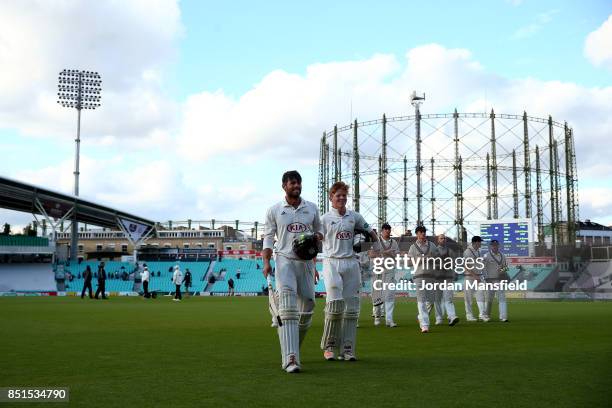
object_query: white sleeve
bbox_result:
[312,206,323,236]
[354,212,373,233]
[263,206,276,250]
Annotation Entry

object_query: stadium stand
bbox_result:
[0,236,50,247]
[0,263,56,292]
[146,261,210,293]
[63,261,135,293]
[210,258,266,294]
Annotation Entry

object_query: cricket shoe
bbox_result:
[341,352,357,361]
[386,320,397,328]
[285,355,301,373]
[501,319,509,322]
[466,316,477,322]
[323,349,336,361]
[449,317,460,326]
[271,321,278,328]
[479,316,490,322]
[421,326,429,333]
[435,319,443,325]
[374,317,381,326]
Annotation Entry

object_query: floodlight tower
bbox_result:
[57,69,102,261]
[411,91,426,226]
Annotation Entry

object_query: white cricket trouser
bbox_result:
[414,276,434,328]
[274,255,316,368]
[322,258,361,300]
[464,278,486,319]
[486,289,507,320]
[431,280,444,323]
[322,258,361,355]
[378,269,396,323]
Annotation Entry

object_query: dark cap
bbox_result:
[415,225,427,233]
[382,223,391,230]
[472,236,482,243]
[490,239,499,245]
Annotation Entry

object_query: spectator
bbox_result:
[94,262,107,300]
[209,275,216,284]
[157,271,161,277]
[256,263,260,270]
[81,266,93,299]
[228,277,235,296]
[236,269,241,280]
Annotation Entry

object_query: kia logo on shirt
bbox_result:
[287,223,307,233]
[336,231,352,240]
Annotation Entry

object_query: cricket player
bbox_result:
[376,223,399,327]
[320,181,377,361]
[262,170,322,374]
[435,234,460,326]
[463,236,488,321]
[407,226,439,333]
[483,239,509,322]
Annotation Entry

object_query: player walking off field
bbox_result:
[407,226,438,333]
[262,170,323,374]
[463,236,488,321]
[434,234,460,326]
[483,240,510,322]
[375,223,399,327]
[320,182,378,361]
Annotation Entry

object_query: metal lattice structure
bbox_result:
[318,108,579,246]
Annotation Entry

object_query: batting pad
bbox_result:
[298,311,313,347]
[342,296,360,355]
[320,298,344,351]
[278,290,299,368]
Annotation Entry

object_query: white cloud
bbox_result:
[175,43,612,225]
[585,15,612,70]
[512,9,559,39]
[2,23,612,227]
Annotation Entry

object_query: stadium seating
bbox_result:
[146,261,210,293]
[0,236,49,247]
[64,261,136,293]
[210,258,267,294]
[521,266,556,290]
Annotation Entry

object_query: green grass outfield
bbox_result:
[0,297,610,408]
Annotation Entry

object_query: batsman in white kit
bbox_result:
[407,225,439,333]
[262,171,323,374]
[320,181,378,361]
[375,223,399,327]
[463,236,488,322]
[483,239,510,322]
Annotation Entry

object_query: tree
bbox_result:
[1,223,9,236]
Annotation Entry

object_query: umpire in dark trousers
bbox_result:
[81,265,93,299]
[95,262,108,299]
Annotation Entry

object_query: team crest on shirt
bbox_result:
[287,223,307,233]
[336,231,352,240]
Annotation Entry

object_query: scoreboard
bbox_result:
[479,218,533,256]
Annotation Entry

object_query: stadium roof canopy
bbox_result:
[0,175,155,231]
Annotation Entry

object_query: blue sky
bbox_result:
[173,0,610,97]
[0,0,611,231]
